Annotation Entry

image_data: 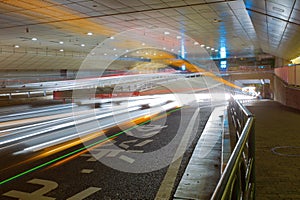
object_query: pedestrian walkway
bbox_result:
[174,106,226,199]
[174,99,300,200]
[246,100,300,199]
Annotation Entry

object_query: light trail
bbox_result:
[0,106,182,185]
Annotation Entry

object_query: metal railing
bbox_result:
[211,97,255,200]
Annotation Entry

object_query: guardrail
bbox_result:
[211,97,255,199]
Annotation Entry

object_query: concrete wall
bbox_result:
[275,65,300,85]
[274,75,300,110]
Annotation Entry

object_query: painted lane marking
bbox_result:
[125,125,168,138]
[119,140,138,149]
[2,179,101,200]
[134,139,153,147]
[3,179,58,200]
[80,169,94,174]
[119,155,135,163]
[66,187,101,200]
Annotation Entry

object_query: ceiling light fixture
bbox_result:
[59,41,64,44]
[32,37,37,41]
[14,45,20,48]
[81,44,85,47]
[164,31,170,35]
[87,32,93,36]
[110,36,114,39]
[59,49,64,52]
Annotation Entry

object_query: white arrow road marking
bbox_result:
[119,140,138,149]
[134,139,153,147]
[82,149,125,161]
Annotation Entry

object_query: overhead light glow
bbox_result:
[59,41,64,44]
[87,32,93,36]
[291,56,300,64]
[194,42,199,45]
[81,44,85,47]
[14,45,20,48]
[110,36,114,39]
[200,44,205,47]
[113,48,117,51]
[32,38,37,41]
[59,49,64,52]
[220,47,226,58]
[206,46,210,49]
[164,31,170,35]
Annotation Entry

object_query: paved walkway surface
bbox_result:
[174,106,225,199]
[246,100,300,200]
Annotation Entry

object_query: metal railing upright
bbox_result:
[211,97,255,200]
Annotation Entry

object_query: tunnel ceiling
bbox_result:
[0,0,299,71]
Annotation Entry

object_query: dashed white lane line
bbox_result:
[80,169,94,174]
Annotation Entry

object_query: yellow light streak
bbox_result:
[1,0,114,35]
[45,138,115,169]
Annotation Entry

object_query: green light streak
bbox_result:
[0,107,182,185]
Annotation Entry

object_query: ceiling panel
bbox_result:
[244,0,266,13]
[0,0,299,72]
[268,0,295,8]
[290,9,300,24]
[266,1,292,21]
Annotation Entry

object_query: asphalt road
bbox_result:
[0,100,212,199]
